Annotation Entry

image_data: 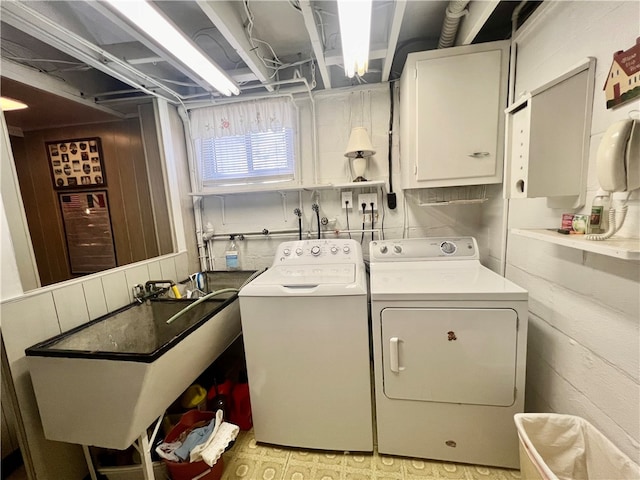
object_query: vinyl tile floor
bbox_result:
[3,432,522,480]
[219,429,522,480]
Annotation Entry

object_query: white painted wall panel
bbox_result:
[508,264,638,380]
[526,310,639,438]
[82,277,108,320]
[526,344,639,457]
[53,283,90,333]
[495,0,640,462]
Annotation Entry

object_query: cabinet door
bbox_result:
[415,49,503,184]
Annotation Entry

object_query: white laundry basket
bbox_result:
[514,413,640,480]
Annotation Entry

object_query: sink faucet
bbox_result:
[133,280,176,303]
[145,280,175,297]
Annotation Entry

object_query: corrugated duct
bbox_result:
[437,1,470,49]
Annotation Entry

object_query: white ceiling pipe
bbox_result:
[438,1,470,49]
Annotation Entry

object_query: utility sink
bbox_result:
[25,271,256,450]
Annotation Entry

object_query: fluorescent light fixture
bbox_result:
[105,0,239,96]
[1,97,28,111]
[337,0,372,78]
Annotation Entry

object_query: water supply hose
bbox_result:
[166,288,239,325]
[312,203,320,239]
[240,268,267,288]
[294,208,302,240]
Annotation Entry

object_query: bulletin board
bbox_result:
[59,191,117,274]
[46,137,106,189]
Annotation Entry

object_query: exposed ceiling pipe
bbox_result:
[438,1,470,49]
[508,1,529,105]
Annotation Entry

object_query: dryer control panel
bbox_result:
[273,239,363,265]
[370,237,478,262]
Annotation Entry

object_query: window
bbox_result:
[190,97,297,188]
[197,128,295,184]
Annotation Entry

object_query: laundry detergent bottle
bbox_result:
[225,235,239,270]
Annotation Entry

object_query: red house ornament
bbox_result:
[604,37,640,109]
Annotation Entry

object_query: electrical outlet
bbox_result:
[341,191,353,209]
[358,193,378,213]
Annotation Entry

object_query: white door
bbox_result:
[381,307,518,406]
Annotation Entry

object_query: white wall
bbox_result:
[490,1,640,461]
[1,196,23,300]
[198,84,490,269]
[0,114,39,295]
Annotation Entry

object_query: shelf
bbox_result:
[189,180,386,196]
[511,228,640,260]
[405,185,488,206]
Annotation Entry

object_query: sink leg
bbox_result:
[132,414,164,480]
[82,445,98,480]
[138,433,156,480]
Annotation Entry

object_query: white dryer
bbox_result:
[239,239,373,452]
[369,237,528,468]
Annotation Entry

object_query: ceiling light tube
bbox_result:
[0,97,29,111]
[104,0,239,96]
[337,0,372,78]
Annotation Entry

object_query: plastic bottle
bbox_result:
[225,235,239,270]
[589,192,609,234]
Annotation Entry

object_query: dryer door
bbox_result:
[381,307,518,406]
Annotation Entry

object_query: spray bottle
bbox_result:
[225,235,239,271]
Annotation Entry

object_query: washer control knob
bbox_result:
[441,241,457,255]
[394,245,402,254]
[330,246,338,254]
[380,245,388,254]
[295,248,303,256]
[343,245,351,254]
[310,245,321,256]
[283,248,291,256]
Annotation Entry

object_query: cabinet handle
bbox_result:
[467,152,490,158]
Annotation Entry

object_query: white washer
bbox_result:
[238,239,373,451]
[369,237,528,468]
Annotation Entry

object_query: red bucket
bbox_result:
[162,410,224,480]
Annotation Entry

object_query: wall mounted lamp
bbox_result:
[345,127,375,182]
[104,0,239,97]
[337,0,373,78]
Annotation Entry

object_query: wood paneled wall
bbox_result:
[10,117,172,286]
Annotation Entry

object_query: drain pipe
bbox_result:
[438,1,470,49]
[177,105,210,272]
[500,0,528,277]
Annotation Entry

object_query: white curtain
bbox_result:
[189,97,296,139]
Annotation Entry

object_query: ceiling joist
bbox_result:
[455,0,500,46]
[381,0,407,81]
[196,0,274,92]
[299,0,331,90]
[1,59,127,119]
[324,43,388,67]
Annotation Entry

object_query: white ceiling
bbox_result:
[0,0,540,131]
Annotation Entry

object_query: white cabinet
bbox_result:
[400,41,510,189]
[505,58,596,207]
